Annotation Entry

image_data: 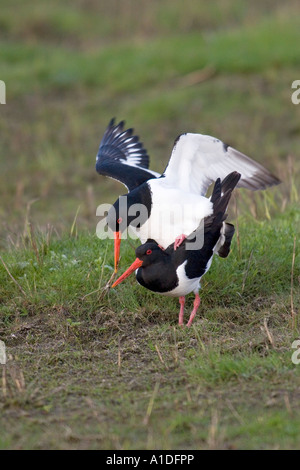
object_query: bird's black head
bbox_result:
[106,196,129,234]
[107,189,150,234]
[111,240,168,288]
[135,241,167,267]
[107,192,151,272]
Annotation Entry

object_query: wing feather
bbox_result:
[96,118,160,191]
[163,133,280,195]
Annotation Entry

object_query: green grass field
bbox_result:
[0,0,300,450]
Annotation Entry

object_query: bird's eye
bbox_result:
[117,217,123,224]
[146,249,152,255]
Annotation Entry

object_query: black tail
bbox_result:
[210,172,240,215]
[175,172,240,286]
[218,222,235,258]
[220,171,241,195]
[181,172,240,281]
[184,172,240,255]
[209,171,240,257]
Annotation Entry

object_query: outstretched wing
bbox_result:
[96,118,160,191]
[162,133,281,195]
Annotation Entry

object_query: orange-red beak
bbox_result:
[114,231,122,273]
[112,258,143,288]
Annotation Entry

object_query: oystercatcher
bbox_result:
[112,172,241,327]
[96,119,280,271]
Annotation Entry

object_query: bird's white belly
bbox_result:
[160,261,201,297]
[137,180,213,247]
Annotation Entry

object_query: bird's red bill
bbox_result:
[112,258,143,288]
[114,231,122,273]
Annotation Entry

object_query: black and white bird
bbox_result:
[96,119,280,271]
[112,172,241,327]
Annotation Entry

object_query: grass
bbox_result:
[1,202,299,449]
[0,0,300,450]
[2,16,300,97]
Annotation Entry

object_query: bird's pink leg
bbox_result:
[178,296,185,326]
[174,234,187,250]
[186,293,201,328]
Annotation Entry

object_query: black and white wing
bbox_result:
[96,118,160,191]
[162,133,281,195]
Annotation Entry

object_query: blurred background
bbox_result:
[1,0,300,246]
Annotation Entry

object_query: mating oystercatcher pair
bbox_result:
[96,119,280,326]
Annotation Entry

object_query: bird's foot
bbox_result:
[186,294,201,328]
[178,296,185,326]
[174,234,187,250]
